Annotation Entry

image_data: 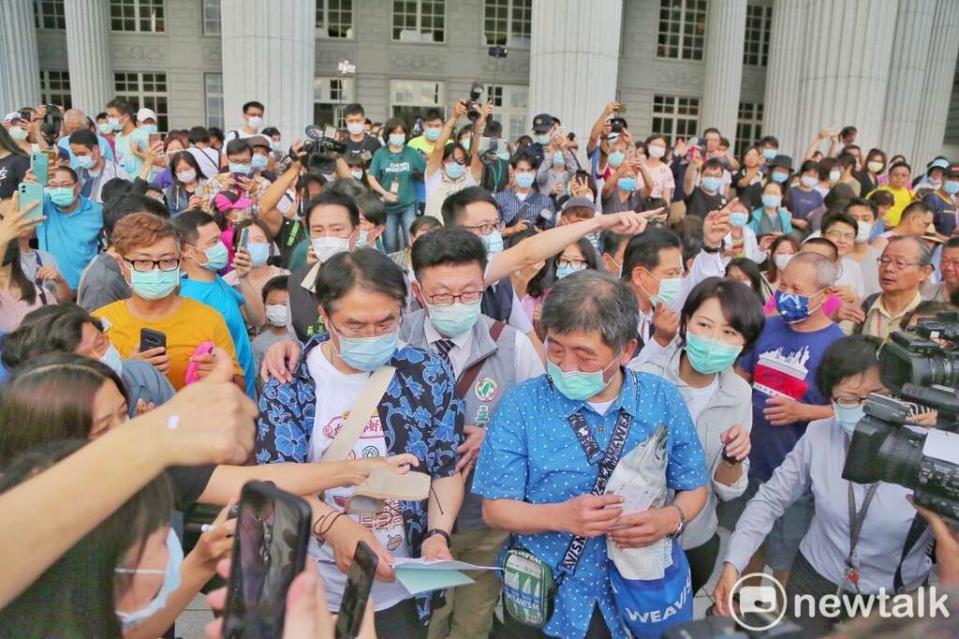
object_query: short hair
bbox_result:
[110,212,179,256]
[680,277,766,352]
[105,98,135,117]
[486,120,503,138]
[836,153,857,171]
[600,230,627,257]
[187,126,210,144]
[313,248,407,315]
[758,135,779,148]
[900,201,932,224]
[382,117,407,137]
[540,271,639,352]
[356,192,387,227]
[68,130,98,150]
[622,227,682,281]
[410,215,442,238]
[411,227,488,280]
[422,108,443,123]
[888,160,912,175]
[821,211,858,235]
[799,160,819,174]
[945,236,959,251]
[803,237,839,261]
[54,166,79,184]
[886,235,934,267]
[261,275,289,303]
[840,126,858,138]
[0,304,100,370]
[242,100,265,114]
[103,192,169,240]
[867,189,894,208]
[789,251,838,288]
[100,178,133,205]
[816,335,881,399]
[225,138,251,158]
[343,103,365,118]
[208,127,225,141]
[304,189,360,229]
[441,186,500,226]
[900,300,958,331]
[844,197,877,219]
[702,127,721,138]
[510,149,539,170]
[95,111,108,121]
[261,126,280,138]
[702,157,724,173]
[172,209,217,246]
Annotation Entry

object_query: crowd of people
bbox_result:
[0,91,958,639]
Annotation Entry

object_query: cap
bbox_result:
[3,112,24,123]
[561,197,597,213]
[136,107,157,123]
[927,157,950,171]
[769,154,794,171]
[532,113,554,134]
[247,134,271,149]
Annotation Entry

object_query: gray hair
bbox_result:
[886,235,933,267]
[790,252,838,288]
[541,270,638,352]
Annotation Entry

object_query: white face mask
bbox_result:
[346,122,364,135]
[855,221,873,243]
[648,145,666,159]
[311,236,351,263]
[265,304,289,327]
[774,254,793,270]
[247,115,263,129]
[176,169,197,184]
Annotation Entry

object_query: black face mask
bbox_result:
[2,242,18,266]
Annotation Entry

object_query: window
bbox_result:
[486,84,528,141]
[202,0,220,35]
[313,77,357,128]
[743,4,772,66]
[651,95,700,145]
[390,80,446,127]
[735,101,764,155]
[110,0,164,32]
[40,71,71,109]
[317,0,353,38]
[657,0,706,60]
[392,0,445,43]
[114,72,168,131]
[34,0,65,29]
[483,0,531,48]
[204,73,224,129]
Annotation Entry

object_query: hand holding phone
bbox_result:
[139,328,167,353]
[334,541,378,639]
[30,151,49,186]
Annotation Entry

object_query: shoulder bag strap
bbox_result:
[455,321,506,398]
[320,365,396,462]
[893,514,929,593]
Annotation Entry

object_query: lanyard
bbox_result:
[841,481,879,593]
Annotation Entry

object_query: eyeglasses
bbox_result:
[463,220,504,235]
[557,258,588,269]
[824,230,855,242]
[877,257,922,270]
[123,257,181,273]
[426,291,483,306]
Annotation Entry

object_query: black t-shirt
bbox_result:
[315,134,383,174]
[168,464,217,511]
[732,169,763,210]
[685,186,727,218]
[0,153,30,200]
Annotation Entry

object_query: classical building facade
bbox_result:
[2,0,957,164]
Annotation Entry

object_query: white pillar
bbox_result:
[880,0,937,163]
[221,0,315,141]
[700,0,748,146]
[0,0,41,110]
[762,0,808,158]
[64,0,114,116]
[914,0,959,165]
[528,0,622,159]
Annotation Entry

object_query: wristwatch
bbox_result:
[425,528,451,546]
[669,503,687,538]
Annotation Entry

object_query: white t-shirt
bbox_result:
[836,257,865,298]
[305,345,411,612]
[424,169,477,203]
[684,377,718,423]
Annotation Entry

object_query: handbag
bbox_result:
[501,409,633,628]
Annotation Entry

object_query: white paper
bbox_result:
[391,557,502,571]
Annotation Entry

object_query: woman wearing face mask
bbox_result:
[713,336,936,635]
[602,157,650,214]
[0,124,29,200]
[367,119,427,252]
[1,111,45,155]
[761,234,800,298]
[747,180,793,237]
[151,136,186,190]
[0,227,52,332]
[725,258,767,303]
[785,160,823,231]
[164,150,208,216]
[537,135,574,201]
[424,101,481,221]
[856,148,887,194]
[732,146,764,210]
[868,161,914,227]
[638,134,675,205]
[524,238,600,328]
[922,164,959,236]
[633,278,764,594]
[723,202,764,263]
[224,218,289,300]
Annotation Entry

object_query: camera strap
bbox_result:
[843,481,879,592]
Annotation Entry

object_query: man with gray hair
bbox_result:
[860,235,934,339]
[473,270,708,638]
[721,251,845,586]
[56,108,116,165]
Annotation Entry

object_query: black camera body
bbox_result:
[302,124,346,172]
[466,82,484,122]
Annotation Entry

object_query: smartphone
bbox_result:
[31,151,49,186]
[334,541,379,639]
[18,183,44,221]
[239,227,251,249]
[222,481,312,639]
[148,132,163,147]
[139,328,167,353]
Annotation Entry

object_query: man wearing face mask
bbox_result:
[68,130,129,204]
[92,213,244,391]
[408,108,447,156]
[106,98,151,178]
[527,113,555,168]
[313,103,383,176]
[57,108,116,166]
[32,166,104,291]
[494,150,555,232]
[922,163,959,237]
[685,158,728,219]
[197,139,274,217]
[478,120,512,193]
[224,100,266,145]
[401,227,543,639]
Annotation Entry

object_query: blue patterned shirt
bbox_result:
[255,335,465,621]
[472,369,707,639]
[495,189,556,228]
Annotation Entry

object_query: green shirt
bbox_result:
[368,145,427,213]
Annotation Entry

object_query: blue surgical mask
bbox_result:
[496,149,511,161]
[762,194,782,209]
[251,154,268,170]
[608,151,625,168]
[771,171,789,184]
[618,177,637,193]
[388,133,406,147]
[763,148,778,160]
[701,176,723,193]
[445,162,465,180]
[424,127,442,142]
[229,162,251,175]
[140,124,158,134]
[644,271,682,307]
[774,289,819,323]
[482,230,504,256]
[247,241,270,267]
[685,333,742,375]
[546,353,620,402]
[334,327,399,372]
[552,150,564,166]
[108,116,122,131]
[833,401,865,437]
[199,241,229,271]
[49,187,76,208]
[115,529,183,629]
[8,126,28,141]
[130,267,180,300]
[515,172,535,189]
[556,263,586,280]
[534,134,551,145]
[427,300,482,338]
[98,122,114,135]
[75,154,95,170]
[729,211,749,227]
[944,181,959,195]
[351,169,364,181]
[355,230,370,248]
[99,343,124,376]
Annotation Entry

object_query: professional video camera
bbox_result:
[302,124,346,171]
[842,312,959,520]
[465,82,484,122]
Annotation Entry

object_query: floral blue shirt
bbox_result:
[472,369,707,639]
[255,334,465,621]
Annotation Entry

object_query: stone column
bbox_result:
[762,0,808,158]
[64,0,114,116]
[699,0,748,146]
[913,0,959,165]
[221,0,316,141]
[795,0,898,155]
[528,0,622,159]
[0,0,41,110]
[880,0,937,163]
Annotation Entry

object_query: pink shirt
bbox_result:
[644,162,675,198]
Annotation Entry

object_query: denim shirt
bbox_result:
[255,334,465,621]
[473,369,708,639]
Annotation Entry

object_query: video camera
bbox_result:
[302,124,346,172]
[465,82,484,122]
[842,312,959,520]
